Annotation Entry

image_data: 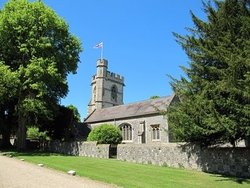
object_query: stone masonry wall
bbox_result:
[47,141,110,159]
[47,141,250,178]
[117,143,250,178]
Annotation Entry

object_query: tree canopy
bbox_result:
[67,104,81,123]
[168,0,250,146]
[0,0,82,150]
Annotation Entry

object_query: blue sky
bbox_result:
[1,0,206,120]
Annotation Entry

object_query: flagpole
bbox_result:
[101,43,103,61]
[94,42,104,61]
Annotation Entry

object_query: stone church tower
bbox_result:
[88,59,124,115]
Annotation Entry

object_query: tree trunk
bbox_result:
[245,136,250,148]
[16,113,27,151]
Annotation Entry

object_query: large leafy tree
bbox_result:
[0,0,82,150]
[168,0,250,146]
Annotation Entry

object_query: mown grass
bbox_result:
[3,151,250,188]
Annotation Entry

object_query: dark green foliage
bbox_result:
[42,105,76,141]
[28,104,81,141]
[168,0,250,146]
[67,104,81,122]
[87,124,122,144]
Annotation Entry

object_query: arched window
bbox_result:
[151,125,160,140]
[111,85,118,102]
[120,123,132,141]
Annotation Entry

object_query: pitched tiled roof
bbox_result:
[84,94,175,123]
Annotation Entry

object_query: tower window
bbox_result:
[111,85,118,102]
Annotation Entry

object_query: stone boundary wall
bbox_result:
[47,141,110,159]
[117,143,250,178]
[47,141,250,177]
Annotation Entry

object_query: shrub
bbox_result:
[27,127,49,140]
[27,127,40,139]
[87,124,122,144]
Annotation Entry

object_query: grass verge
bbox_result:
[3,151,250,188]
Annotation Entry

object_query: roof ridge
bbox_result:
[84,94,175,123]
[95,94,174,112]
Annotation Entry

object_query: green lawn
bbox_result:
[4,151,250,188]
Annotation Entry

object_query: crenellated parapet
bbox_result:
[91,71,124,84]
[106,71,124,83]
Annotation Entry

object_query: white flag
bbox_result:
[94,42,103,49]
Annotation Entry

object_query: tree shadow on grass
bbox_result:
[212,174,250,184]
[1,150,64,157]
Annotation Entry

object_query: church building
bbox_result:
[84,59,175,144]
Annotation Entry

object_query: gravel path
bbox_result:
[0,155,118,188]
